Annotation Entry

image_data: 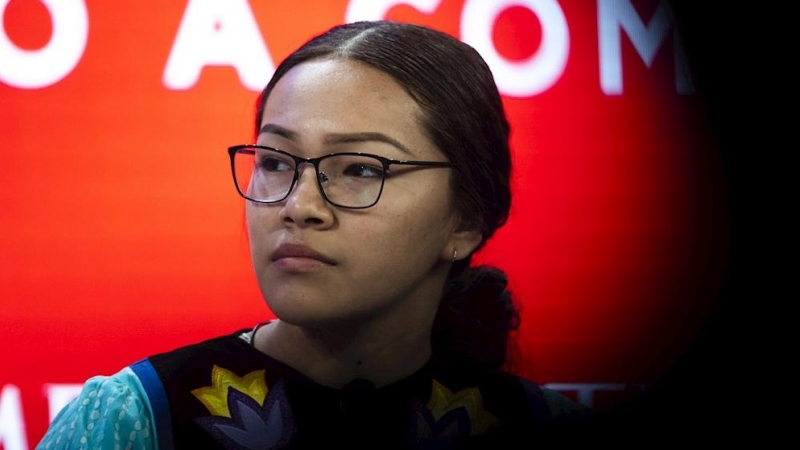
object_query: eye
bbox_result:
[342,163,384,178]
[258,155,293,172]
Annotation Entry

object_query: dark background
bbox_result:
[595,1,773,442]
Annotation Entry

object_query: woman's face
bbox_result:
[247,58,480,329]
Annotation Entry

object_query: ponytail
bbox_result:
[432,264,520,370]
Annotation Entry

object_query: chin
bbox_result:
[267,301,383,331]
[265,298,342,326]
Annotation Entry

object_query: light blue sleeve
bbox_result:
[36,367,157,450]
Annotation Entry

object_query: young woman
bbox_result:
[38,20,589,449]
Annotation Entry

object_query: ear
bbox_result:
[443,224,483,262]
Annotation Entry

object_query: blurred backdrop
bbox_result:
[1,1,732,447]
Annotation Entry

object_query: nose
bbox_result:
[278,164,335,228]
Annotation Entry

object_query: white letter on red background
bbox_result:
[598,0,693,95]
[543,382,628,408]
[44,383,83,423]
[0,385,27,450]
[0,0,88,89]
[163,0,274,91]
[345,0,441,22]
[461,0,569,97]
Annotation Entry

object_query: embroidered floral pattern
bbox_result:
[410,379,499,443]
[192,365,295,449]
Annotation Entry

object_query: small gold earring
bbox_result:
[452,249,458,262]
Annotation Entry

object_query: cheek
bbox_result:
[246,203,275,230]
[245,206,274,258]
[376,200,456,254]
[245,207,259,243]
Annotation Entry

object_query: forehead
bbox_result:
[260,59,436,157]
[269,58,411,104]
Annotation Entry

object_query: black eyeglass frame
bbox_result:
[228,144,453,209]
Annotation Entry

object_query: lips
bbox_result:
[269,242,337,265]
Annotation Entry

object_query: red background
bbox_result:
[1,1,731,446]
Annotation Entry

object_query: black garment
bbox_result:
[135,328,590,449]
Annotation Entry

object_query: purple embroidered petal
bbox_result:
[214,400,280,449]
[433,408,472,438]
[195,378,295,449]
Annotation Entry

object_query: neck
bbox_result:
[255,318,433,389]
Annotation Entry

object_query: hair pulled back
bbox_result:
[255,21,518,369]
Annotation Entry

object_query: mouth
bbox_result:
[269,242,337,266]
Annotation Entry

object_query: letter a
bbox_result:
[163,0,273,91]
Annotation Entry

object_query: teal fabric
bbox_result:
[36,367,157,450]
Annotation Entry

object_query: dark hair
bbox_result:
[255,20,519,369]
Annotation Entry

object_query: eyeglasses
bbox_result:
[228,145,453,209]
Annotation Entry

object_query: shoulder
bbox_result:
[518,377,592,421]
[148,328,253,366]
[515,376,599,444]
[37,329,257,450]
[37,367,155,449]
[141,328,259,387]
[428,364,596,445]
[142,328,270,396]
[431,363,591,424]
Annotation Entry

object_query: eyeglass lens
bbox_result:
[233,147,386,208]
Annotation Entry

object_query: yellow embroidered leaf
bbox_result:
[191,365,268,418]
[427,379,499,435]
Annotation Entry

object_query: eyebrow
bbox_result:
[259,123,412,154]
